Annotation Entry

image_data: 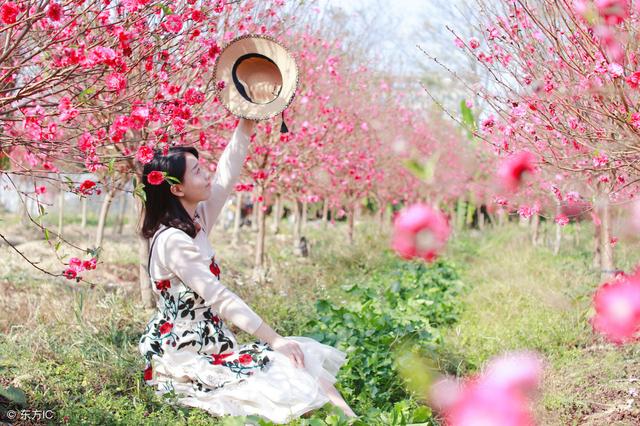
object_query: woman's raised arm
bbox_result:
[197,119,256,234]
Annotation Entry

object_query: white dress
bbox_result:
[138,126,347,424]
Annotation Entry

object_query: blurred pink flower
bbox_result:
[498,151,536,192]
[392,204,450,263]
[596,0,630,25]
[592,270,640,344]
[555,214,569,226]
[437,352,543,426]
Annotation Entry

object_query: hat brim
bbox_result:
[214,34,298,121]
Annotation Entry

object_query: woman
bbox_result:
[138,118,356,423]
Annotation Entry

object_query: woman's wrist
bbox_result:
[253,321,281,346]
[238,117,257,135]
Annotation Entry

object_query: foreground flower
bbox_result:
[432,351,543,426]
[592,269,640,344]
[392,204,450,262]
[497,151,536,192]
[146,171,165,185]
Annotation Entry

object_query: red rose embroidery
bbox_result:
[212,352,233,365]
[155,279,171,291]
[238,354,253,365]
[209,255,220,277]
[159,322,173,335]
[143,365,153,381]
[212,315,220,324]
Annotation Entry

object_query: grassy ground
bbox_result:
[438,221,640,425]
[4,210,640,425]
[0,213,403,425]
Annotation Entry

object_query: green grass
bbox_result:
[438,222,640,424]
[1,219,436,425]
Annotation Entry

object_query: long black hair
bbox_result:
[139,146,200,239]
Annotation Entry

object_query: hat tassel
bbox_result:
[280,111,289,133]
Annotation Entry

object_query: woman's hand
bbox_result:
[238,117,257,135]
[270,336,305,369]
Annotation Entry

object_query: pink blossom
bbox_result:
[129,106,149,130]
[454,37,464,48]
[392,203,450,263]
[0,2,19,24]
[162,14,183,33]
[607,62,623,78]
[592,270,640,344]
[46,1,63,21]
[498,151,536,192]
[469,37,480,49]
[517,205,533,219]
[625,71,640,89]
[481,115,495,132]
[592,153,609,168]
[629,112,640,128]
[77,132,95,153]
[105,73,127,92]
[555,214,569,226]
[136,145,154,164]
[35,186,46,194]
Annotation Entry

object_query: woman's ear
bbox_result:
[170,184,184,197]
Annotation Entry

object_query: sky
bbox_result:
[320,0,467,76]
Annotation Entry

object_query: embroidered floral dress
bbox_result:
[138,126,347,424]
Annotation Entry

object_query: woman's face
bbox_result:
[171,153,211,203]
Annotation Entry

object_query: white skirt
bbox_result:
[150,336,347,424]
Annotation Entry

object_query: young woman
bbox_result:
[138,118,357,423]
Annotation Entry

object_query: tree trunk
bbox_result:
[251,195,259,232]
[592,222,602,270]
[301,200,308,228]
[553,220,562,255]
[95,183,118,248]
[271,194,281,234]
[293,199,303,246]
[600,196,615,278]
[531,214,540,246]
[116,191,128,235]
[254,200,266,271]
[232,192,242,246]
[57,189,64,237]
[322,200,330,228]
[455,198,466,231]
[347,204,355,245]
[136,197,154,309]
[81,197,87,228]
[478,206,485,230]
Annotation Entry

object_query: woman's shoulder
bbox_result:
[153,225,194,247]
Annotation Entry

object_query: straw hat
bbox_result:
[213,34,298,125]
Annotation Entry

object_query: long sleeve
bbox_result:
[197,124,251,235]
[158,228,264,334]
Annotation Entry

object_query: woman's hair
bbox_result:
[139,146,200,239]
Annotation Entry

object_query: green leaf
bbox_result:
[164,175,181,185]
[460,99,477,140]
[44,228,50,241]
[134,183,147,203]
[77,86,96,104]
[0,152,10,171]
[55,241,62,251]
[157,4,173,15]
[0,385,27,406]
[403,159,428,181]
[107,158,116,174]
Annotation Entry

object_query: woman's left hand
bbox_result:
[271,336,305,369]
